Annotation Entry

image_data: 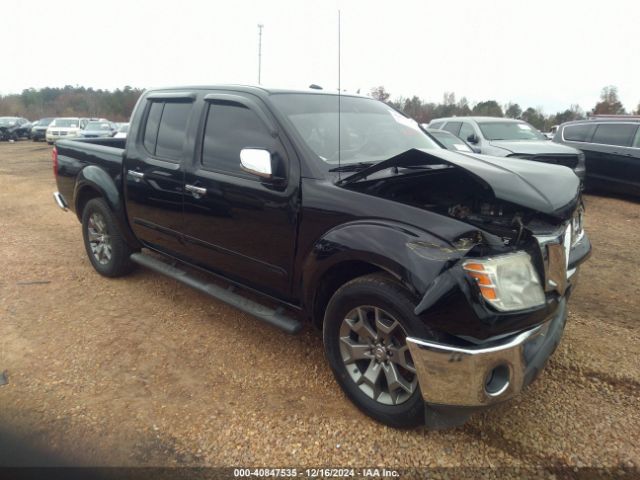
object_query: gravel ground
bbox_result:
[0,142,638,476]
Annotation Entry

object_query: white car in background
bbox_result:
[46,117,88,144]
[114,122,129,139]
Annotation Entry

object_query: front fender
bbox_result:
[301,220,472,312]
[74,165,140,248]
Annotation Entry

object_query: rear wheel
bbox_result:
[81,198,135,277]
[323,274,430,428]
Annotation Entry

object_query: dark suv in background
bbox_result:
[429,117,586,181]
[553,118,640,197]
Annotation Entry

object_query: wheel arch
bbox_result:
[301,220,456,329]
[74,166,141,249]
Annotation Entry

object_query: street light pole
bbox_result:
[257,24,264,85]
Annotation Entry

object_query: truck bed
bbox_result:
[54,137,126,215]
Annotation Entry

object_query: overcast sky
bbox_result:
[3,0,639,114]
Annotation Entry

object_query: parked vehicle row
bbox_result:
[0,116,128,143]
[30,118,55,141]
[553,117,640,196]
[52,85,590,429]
[428,116,586,181]
[427,114,640,197]
[0,117,32,141]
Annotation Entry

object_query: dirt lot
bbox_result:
[0,142,639,473]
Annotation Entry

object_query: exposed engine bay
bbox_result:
[346,166,566,246]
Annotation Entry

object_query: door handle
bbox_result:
[128,170,144,179]
[185,184,207,197]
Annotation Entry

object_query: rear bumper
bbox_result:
[53,191,68,211]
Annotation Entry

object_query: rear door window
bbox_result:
[142,100,193,161]
[155,102,193,160]
[143,102,163,155]
[563,124,596,142]
[443,121,462,136]
[591,123,637,147]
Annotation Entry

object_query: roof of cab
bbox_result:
[432,116,525,123]
[144,84,369,99]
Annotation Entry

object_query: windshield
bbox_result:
[478,121,546,141]
[86,122,112,131]
[429,131,472,152]
[52,119,79,128]
[118,123,129,133]
[270,94,438,165]
[0,117,19,126]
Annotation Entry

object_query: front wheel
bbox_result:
[323,274,430,428]
[81,198,135,277]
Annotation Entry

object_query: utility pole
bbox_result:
[257,24,264,85]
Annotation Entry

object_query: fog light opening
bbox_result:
[485,364,510,397]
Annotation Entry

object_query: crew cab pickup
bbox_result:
[52,86,591,429]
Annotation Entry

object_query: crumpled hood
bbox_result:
[339,148,580,218]
[489,140,580,155]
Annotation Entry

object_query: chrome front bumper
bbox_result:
[407,298,567,407]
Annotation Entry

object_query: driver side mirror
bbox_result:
[467,134,479,144]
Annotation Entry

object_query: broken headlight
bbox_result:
[463,251,545,311]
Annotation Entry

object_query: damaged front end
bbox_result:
[339,148,591,427]
[344,148,591,335]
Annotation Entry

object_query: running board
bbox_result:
[130,252,303,334]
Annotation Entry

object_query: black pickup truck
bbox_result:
[52,86,591,429]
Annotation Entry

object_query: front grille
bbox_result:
[533,224,572,296]
[50,130,59,135]
[531,154,579,169]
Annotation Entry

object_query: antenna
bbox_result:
[337,10,341,180]
[257,24,264,85]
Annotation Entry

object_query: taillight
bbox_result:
[52,146,58,178]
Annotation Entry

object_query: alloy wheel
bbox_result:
[339,306,417,405]
[87,212,112,265]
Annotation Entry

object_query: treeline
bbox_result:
[0,86,144,121]
[372,85,639,131]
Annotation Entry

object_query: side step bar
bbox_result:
[130,252,303,334]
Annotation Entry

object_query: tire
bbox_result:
[323,273,432,428]
[81,198,135,277]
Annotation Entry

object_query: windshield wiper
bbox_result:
[328,162,375,172]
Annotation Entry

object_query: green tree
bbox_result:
[472,100,503,117]
[520,107,546,130]
[505,103,522,119]
[592,86,626,115]
[370,86,391,103]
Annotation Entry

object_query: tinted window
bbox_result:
[633,127,640,148]
[270,93,438,166]
[143,102,163,154]
[591,123,637,147]
[202,102,276,175]
[459,122,475,142]
[155,102,193,160]
[478,121,545,140]
[430,131,472,152]
[563,124,595,142]
[443,122,461,135]
[430,122,444,129]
